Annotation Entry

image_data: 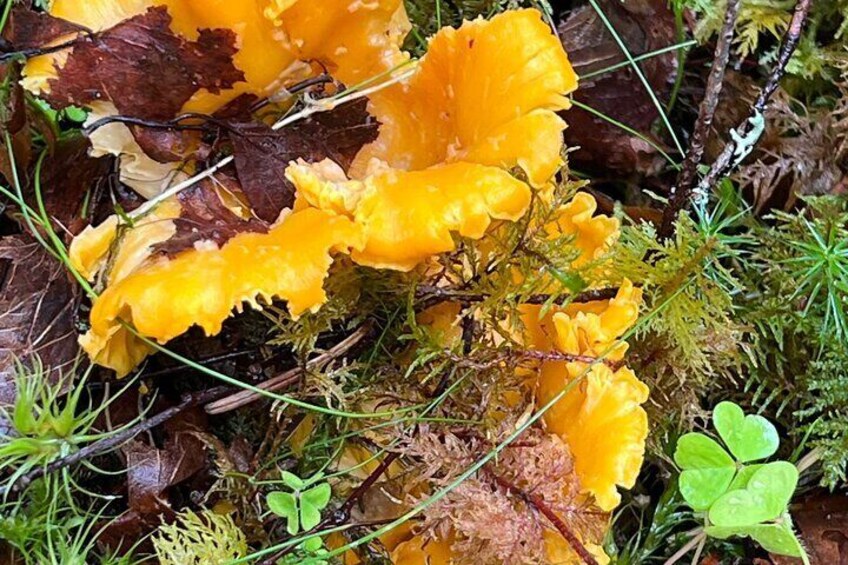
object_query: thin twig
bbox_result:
[692,0,813,201]
[83,75,334,137]
[129,66,415,220]
[0,30,94,63]
[488,469,599,565]
[141,348,257,379]
[204,323,373,415]
[334,452,401,524]
[663,531,706,565]
[1,386,231,497]
[660,0,741,238]
[447,349,620,370]
[415,285,621,311]
[690,534,706,565]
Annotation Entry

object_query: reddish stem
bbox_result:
[488,469,599,565]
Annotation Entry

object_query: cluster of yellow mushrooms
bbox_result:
[23,2,648,563]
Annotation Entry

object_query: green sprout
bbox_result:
[266,471,332,535]
[279,536,331,565]
[674,401,808,561]
[0,359,137,497]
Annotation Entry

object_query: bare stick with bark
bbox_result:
[1,386,232,497]
[204,322,373,415]
[686,0,813,210]
[660,0,741,238]
[489,469,599,565]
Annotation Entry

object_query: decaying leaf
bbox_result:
[44,6,244,120]
[97,403,213,553]
[130,126,210,165]
[150,100,378,253]
[0,236,79,406]
[2,6,86,51]
[560,0,677,174]
[155,174,268,258]
[0,63,34,183]
[230,99,378,223]
[123,431,208,515]
[34,136,113,231]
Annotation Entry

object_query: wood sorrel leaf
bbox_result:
[299,482,331,531]
[748,521,806,558]
[709,461,798,528]
[706,519,806,559]
[713,401,779,462]
[282,471,305,491]
[727,463,764,491]
[299,499,322,532]
[267,491,299,535]
[674,432,735,511]
[301,483,331,511]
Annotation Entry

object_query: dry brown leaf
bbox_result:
[0,63,34,183]
[560,0,677,175]
[230,99,378,223]
[0,236,79,406]
[44,6,244,121]
[154,173,268,258]
[123,432,208,515]
[2,6,86,51]
[781,494,848,565]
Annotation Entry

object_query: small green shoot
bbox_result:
[0,360,136,496]
[673,401,808,562]
[266,471,332,535]
[279,536,331,565]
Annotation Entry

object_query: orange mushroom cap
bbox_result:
[530,281,648,511]
[288,159,531,271]
[73,207,364,376]
[351,8,577,187]
[288,9,576,272]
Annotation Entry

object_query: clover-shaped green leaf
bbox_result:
[709,461,798,528]
[706,519,806,560]
[282,471,306,490]
[747,522,805,558]
[673,402,808,562]
[266,472,332,535]
[279,536,330,565]
[726,463,763,491]
[267,491,299,535]
[300,482,331,531]
[301,536,330,565]
[674,432,736,511]
[713,401,779,463]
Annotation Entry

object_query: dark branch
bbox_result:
[692,0,813,201]
[82,74,337,137]
[447,348,621,370]
[0,31,94,63]
[1,386,232,497]
[660,0,741,238]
